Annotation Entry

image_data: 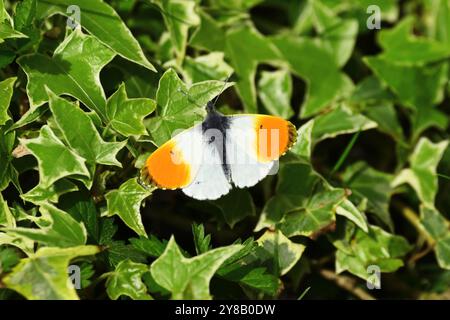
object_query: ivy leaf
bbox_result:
[21,125,90,189]
[36,0,155,71]
[21,179,78,205]
[335,226,411,282]
[105,178,152,237]
[0,126,20,192]
[148,69,233,146]
[311,0,358,67]
[0,77,16,126]
[365,57,448,111]
[312,104,377,142]
[420,206,450,270]
[3,245,99,300]
[150,236,242,299]
[0,21,27,43]
[18,28,115,121]
[158,0,200,61]
[378,17,450,65]
[272,35,353,118]
[190,10,225,52]
[257,69,294,119]
[48,91,126,167]
[210,189,255,228]
[0,193,15,228]
[106,84,156,137]
[183,52,233,85]
[106,259,152,300]
[59,191,100,244]
[4,203,87,248]
[130,235,167,258]
[256,162,321,231]
[336,200,368,233]
[257,230,305,276]
[343,162,394,229]
[226,24,281,112]
[279,189,346,238]
[192,223,211,255]
[392,138,449,207]
[291,120,314,161]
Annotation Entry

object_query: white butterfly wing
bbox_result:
[182,127,232,200]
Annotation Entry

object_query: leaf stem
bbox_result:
[318,269,376,300]
[330,130,361,176]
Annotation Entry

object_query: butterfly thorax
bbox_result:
[202,108,231,181]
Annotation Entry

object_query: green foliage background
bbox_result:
[1,0,450,300]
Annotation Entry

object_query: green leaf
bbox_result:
[130,235,167,258]
[257,69,294,119]
[150,236,242,299]
[211,189,255,228]
[364,56,448,110]
[13,0,36,32]
[420,205,449,240]
[21,125,90,189]
[0,77,16,126]
[217,239,280,295]
[3,245,99,300]
[0,247,20,273]
[148,68,233,146]
[257,230,305,276]
[106,259,152,300]
[343,162,394,229]
[272,35,353,118]
[392,138,449,207]
[36,0,155,71]
[21,179,78,204]
[279,189,346,237]
[436,236,450,270]
[192,223,211,255]
[336,199,368,233]
[0,126,20,192]
[4,203,87,248]
[183,52,233,85]
[335,226,411,281]
[256,162,321,231]
[311,1,358,67]
[105,178,152,237]
[190,10,226,52]
[48,91,126,166]
[0,193,15,228]
[291,120,314,161]
[312,104,377,141]
[18,28,115,121]
[158,0,200,61]
[419,205,450,270]
[59,191,100,243]
[226,24,280,112]
[0,21,27,43]
[106,83,156,137]
[378,17,450,65]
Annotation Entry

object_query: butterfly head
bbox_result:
[206,100,216,114]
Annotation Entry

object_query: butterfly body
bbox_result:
[140,99,297,200]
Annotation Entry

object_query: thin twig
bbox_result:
[318,269,376,300]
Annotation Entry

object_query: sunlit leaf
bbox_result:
[3,245,99,300]
[150,236,241,299]
[106,259,152,300]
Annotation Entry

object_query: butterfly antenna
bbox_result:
[177,88,203,108]
[211,74,232,109]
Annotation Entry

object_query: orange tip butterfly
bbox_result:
[139,86,297,200]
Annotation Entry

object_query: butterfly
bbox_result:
[139,91,297,200]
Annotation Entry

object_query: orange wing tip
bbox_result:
[283,121,298,155]
[138,166,178,190]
